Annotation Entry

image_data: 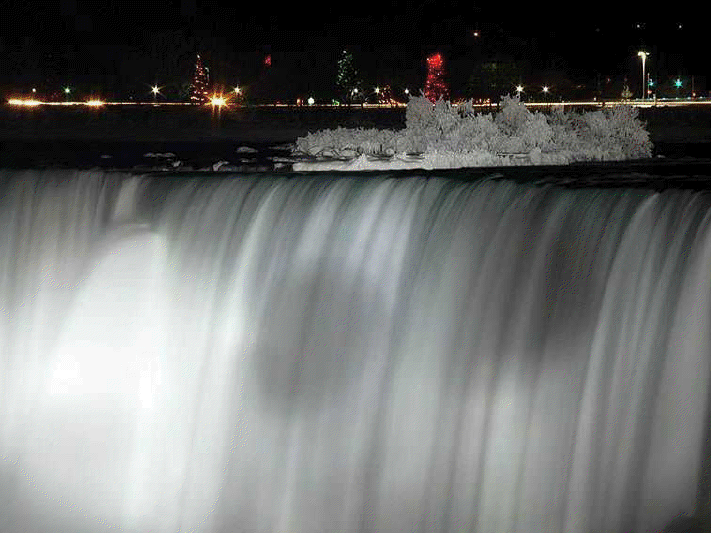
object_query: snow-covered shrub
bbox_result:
[605,105,652,158]
[435,112,501,152]
[468,113,502,151]
[295,127,401,157]
[495,94,531,136]
[549,107,583,152]
[520,111,554,151]
[456,99,477,119]
[401,95,437,152]
[433,98,459,136]
[292,94,653,167]
[556,106,652,159]
[405,94,435,133]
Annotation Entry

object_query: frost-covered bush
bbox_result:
[401,95,440,153]
[520,112,554,151]
[434,113,501,153]
[495,94,531,136]
[405,95,435,132]
[293,93,653,166]
[604,105,652,158]
[549,107,583,152]
[455,99,478,119]
[433,99,459,135]
[557,105,651,159]
[295,127,402,157]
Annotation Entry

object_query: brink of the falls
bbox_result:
[1,170,709,533]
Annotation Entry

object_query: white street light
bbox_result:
[637,51,648,100]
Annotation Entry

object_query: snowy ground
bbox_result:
[291,147,629,172]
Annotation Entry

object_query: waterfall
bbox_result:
[1,170,709,533]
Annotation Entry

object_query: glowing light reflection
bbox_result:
[210,95,226,107]
[8,98,42,106]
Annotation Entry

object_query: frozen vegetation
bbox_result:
[292,94,653,171]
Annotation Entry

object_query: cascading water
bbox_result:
[1,170,709,533]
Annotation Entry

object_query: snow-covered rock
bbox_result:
[236,146,258,154]
[212,160,231,171]
[143,152,177,159]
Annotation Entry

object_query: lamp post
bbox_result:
[637,51,648,100]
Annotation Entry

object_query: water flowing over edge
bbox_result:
[1,169,709,533]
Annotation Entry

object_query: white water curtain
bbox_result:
[1,171,709,533]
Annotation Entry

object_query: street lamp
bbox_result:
[637,51,648,100]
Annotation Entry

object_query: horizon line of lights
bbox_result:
[7,97,711,109]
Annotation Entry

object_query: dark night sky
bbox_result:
[0,1,707,100]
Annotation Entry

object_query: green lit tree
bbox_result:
[337,49,361,105]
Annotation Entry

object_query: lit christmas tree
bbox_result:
[337,50,361,105]
[621,82,632,100]
[190,53,211,103]
[378,85,395,106]
[424,53,449,103]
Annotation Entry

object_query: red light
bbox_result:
[427,53,443,69]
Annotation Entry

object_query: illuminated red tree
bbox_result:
[190,53,211,103]
[424,53,449,103]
